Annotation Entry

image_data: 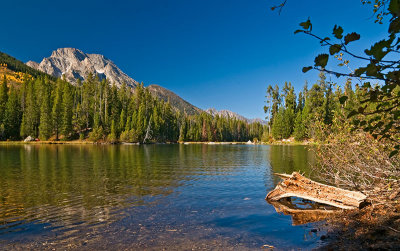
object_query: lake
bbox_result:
[0,144,324,250]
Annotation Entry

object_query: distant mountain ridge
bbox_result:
[147,84,202,115]
[27,48,138,88]
[24,48,264,123]
[206,108,266,125]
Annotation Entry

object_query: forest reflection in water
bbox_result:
[0,144,326,250]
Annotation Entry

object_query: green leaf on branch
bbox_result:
[320,37,331,44]
[329,44,342,55]
[299,19,312,31]
[294,29,303,34]
[314,54,329,68]
[302,66,313,73]
[333,25,344,39]
[354,67,366,76]
[344,32,360,45]
[339,95,348,104]
[365,39,390,60]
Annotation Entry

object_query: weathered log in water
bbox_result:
[266,172,367,210]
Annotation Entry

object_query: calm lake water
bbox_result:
[0,144,323,250]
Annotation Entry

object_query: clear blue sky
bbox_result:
[1,0,388,119]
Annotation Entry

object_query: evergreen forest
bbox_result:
[0,71,265,143]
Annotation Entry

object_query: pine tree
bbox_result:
[61,83,74,139]
[323,82,335,125]
[344,78,356,112]
[39,80,52,140]
[272,107,285,139]
[265,84,281,133]
[0,75,8,124]
[297,91,305,113]
[282,82,296,135]
[20,113,27,138]
[119,109,126,134]
[89,112,104,141]
[110,84,121,129]
[0,75,8,139]
[294,110,306,141]
[179,118,187,142]
[21,80,40,138]
[4,84,21,140]
[52,80,63,140]
[136,102,146,141]
[107,119,118,143]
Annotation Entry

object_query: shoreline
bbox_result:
[0,140,95,145]
[0,140,313,146]
[318,202,400,250]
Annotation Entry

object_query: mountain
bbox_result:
[26,48,201,115]
[25,48,261,121]
[147,84,201,115]
[206,108,267,124]
[26,48,138,88]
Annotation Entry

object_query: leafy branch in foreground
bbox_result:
[296,0,400,156]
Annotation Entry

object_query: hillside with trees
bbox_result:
[0,54,265,143]
[0,52,56,80]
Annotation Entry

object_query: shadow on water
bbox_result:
[0,144,326,250]
[268,198,339,226]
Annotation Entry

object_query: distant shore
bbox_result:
[0,140,95,145]
[0,140,313,146]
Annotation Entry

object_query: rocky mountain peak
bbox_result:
[26,48,138,88]
[50,48,86,61]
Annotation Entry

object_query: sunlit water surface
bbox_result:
[0,144,323,250]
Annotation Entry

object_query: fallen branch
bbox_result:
[266,172,367,210]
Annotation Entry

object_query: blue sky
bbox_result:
[1,0,388,119]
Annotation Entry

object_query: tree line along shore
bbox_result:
[0,71,267,144]
[0,62,362,146]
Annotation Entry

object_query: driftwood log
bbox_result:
[266,172,367,210]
